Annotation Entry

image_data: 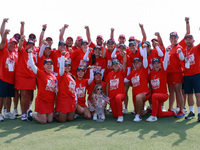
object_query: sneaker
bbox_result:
[12,108,18,116]
[183,108,188,114]
[4,112,16,119]
[176,106,180,112]
[93,113,97,120]
[131,110,135,114]
[169,108,178,115]
[117,116,123,122]
[133,114,142,122]
[74,113,79,119]
[175,111,185,118]
[21,113,27,121]
[198,113,200,122]
[123,108,129,114]
[185,111,195,119]
[146,106,152,113]
[0,114,4,121]
[146,115,158,122]
[101,113,105,120]
[109,107,112,113]
[162,106,166,111]
[27,109,33,121]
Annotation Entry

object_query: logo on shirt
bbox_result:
[45,79,57,92]
[151,78,160,90]
[76,87,86,98]
[188,53,195,65]
[5,58,16,72]
[110,78,119,90]
[131,75,140,87]
[69,81,76,93]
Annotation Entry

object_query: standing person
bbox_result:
[183,34,200,121]
[105,48,127,122]
[15,35,36,121]
[75,66,93,119]
[124,45,151,122]
[55,51,76,122]
[167,32,185,118]
[26,49,57,124]
[146,55,176,122]
[0,30,18,121]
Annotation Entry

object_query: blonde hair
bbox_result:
[90,84,105,99]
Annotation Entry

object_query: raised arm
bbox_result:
[177,48,184,61]
[139,24,146,42]
[110,28,114,40]
[39,40,48,58]
[85,26,91,43]
[88,66,94,85]
[185,17,190,35]
[20,21,25,36]
[0,18,8,37]
[111,47,117,59]
[28,49,37,74]
[83,48,91,61]
[155,32,165,49]
[18,35,25,52]
[163,47,170,71]
[142,48,148,68]
[59,24,69,41]
[39,24,47,47]
[152,40,163,57]
[0,29,9,51]
[102,41,106,58]
[122,50,127,72]
[59,51,66,76]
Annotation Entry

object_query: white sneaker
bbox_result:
[176,106,180,112]
[123,108,129,114]
[171,108,178,115]
[146,115,157,122]
[101,113,105,120]
[21,113,27,121]
[0,114,4,121]
[117,116,123,122]
[93,113,97,120]
[183,108,188,114]
[109,106,112,113]
[12,108,18,116]
[4,112,16,119]
[133,114,142,122]
[162,106,166,111]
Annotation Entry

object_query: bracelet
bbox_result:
[186,22,189,24]
[42,28,46,31]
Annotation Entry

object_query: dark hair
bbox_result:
[91,54,96,65]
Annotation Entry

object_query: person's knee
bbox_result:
[39,120,47,124]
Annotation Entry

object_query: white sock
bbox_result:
[30,112,33,117]
[189,106,194,113]
[198,107,200,114]
[136,114,140,118]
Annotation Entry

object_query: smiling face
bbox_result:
[152,62,161,72]
[7,41,17,51]
[66,38,73,47]
[112,63,120,71]
[93,48,101,58]
[107,41,114,51]
[96,85,103,94]
[94,73,102,83]
[44,62,53,73]
[118,37,125,44]
[185,37,194,48]
[77,69,85,79]
[81,43,88,51]
[134,60,142,70]
[58,44,66,51]
[44,47,51,57]
[65,65,71,73]
[96,37,103,46]
[129,44,137,54]
[170,36,179,46]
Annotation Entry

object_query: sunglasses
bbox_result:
[29,36,36,39]
[14,36,20,40]
[97,88,102,91]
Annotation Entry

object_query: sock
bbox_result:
[30,112,33,117]
[14,108,17,110]
[136,114,140,118]
[189,106,194,113]
[198,107,200,114]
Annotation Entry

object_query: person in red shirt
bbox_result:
[0,30,18,121]
[75,66,93,119]
[183,34,200,121]
[124,47,150,122]
[166,32,185,118]
[70,40,89,77]
[83,45,106,79]
[55,52,76,122]
[146,56,175,122]
[105,49,127,123]
[15,35,37,121]
[26,49,57,124]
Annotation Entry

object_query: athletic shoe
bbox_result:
[175,111,185,118]
[146,106,152,113]
[162,106,166,111]
[109,106,112,113]
[183,108,188,114]
[74,113,79,119]
[21,113,27,121]
[93,113,97,120]
[123,108,129,114]
[185,111,195,119]
[4,112,16,119]
[101,113,105,120]
[133,115,142,122]
[12,108,18,116]
[0,114,4,121]
[146,115,157,122]
[117,116,123,122]
[27,109,33,121]
[176,106,180,112]
[198,113,200,122]
[131,110,135,115]
[169,108,178,115]
[3,108,6,115]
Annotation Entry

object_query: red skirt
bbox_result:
[56,95,75,113]
[15,75,36,90]
[35,96,54,114]
[167,72,183,85]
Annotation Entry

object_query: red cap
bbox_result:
[119,34,126,39]
[96,35,103,39]
[151,37,158,42]
[8,38,18,44]
[76,36,83,41]
[184,34,194,39]
[46,37,53,41]
[67,36,73,41]
[129,36,135,41]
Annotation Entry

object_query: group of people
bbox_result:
[0,17,200,124]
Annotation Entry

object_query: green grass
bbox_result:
[1,89,200,150]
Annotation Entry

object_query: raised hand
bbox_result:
[155,32,160,37]
[166,46,172,52]
[84,26,89,30]
[185,17,189,22]
[42,24,47,30]
[20,35,25,41]
[4,29,10,34]
[21,21,25,26]
[61,50,66,56]
[64,24,69,29]
[3,18,9,23]
[177,48,182,54]
[139,23,143,28]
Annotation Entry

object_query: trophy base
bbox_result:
[96,119,104,122]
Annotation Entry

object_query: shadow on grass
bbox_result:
[0,112,198,147]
